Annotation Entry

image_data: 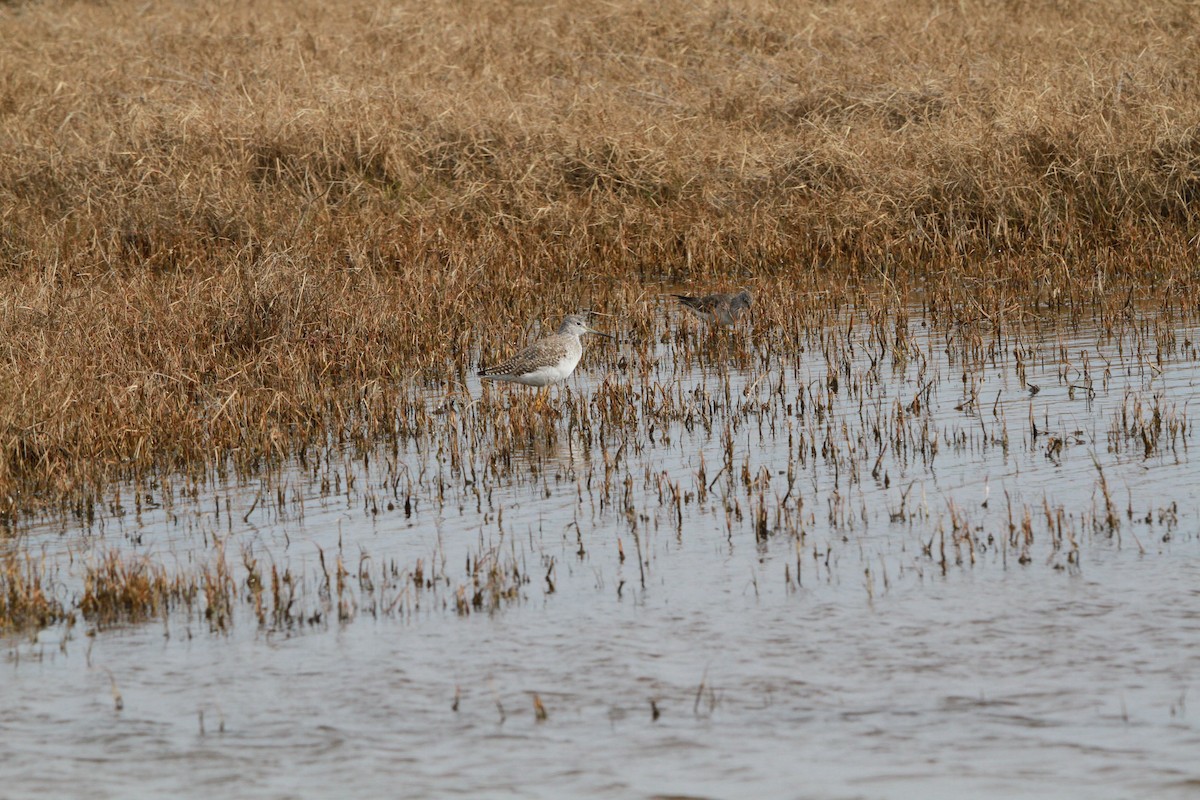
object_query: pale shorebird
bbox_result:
[674,289,753,326]
[478,314,611,390]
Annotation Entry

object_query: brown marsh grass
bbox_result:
[2,0,1200,514]
[0,552,69,632]
[79,550,196,628]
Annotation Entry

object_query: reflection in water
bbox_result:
[3,307,1200,798]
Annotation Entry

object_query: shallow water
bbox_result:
[3,307,1200,799]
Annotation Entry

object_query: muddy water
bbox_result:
[3,307,1200,799]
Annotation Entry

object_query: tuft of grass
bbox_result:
[79,551,196,628]
[0,553,70,632]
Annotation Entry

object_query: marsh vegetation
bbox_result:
[2,1,1200,796]
[2,0,1200,513]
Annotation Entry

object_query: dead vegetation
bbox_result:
[1,0,1200,516]
[1,293,1193,634]
[79,550,197,628]
[0,552,69,632]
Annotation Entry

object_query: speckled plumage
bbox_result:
[478,314,609,387]
[674,289,753,326]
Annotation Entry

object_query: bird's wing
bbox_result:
[674,294,724,313]
[479,336,568,377]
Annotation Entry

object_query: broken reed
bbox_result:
[4,0,1200,513]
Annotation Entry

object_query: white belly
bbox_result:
[505,368,560,387]
[508,355,579,386]
[479,333,585,387]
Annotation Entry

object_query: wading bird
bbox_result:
[478,314,612,399]
[674,289,753,326]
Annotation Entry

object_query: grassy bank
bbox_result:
[1,0,1199,512]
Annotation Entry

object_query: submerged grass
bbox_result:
[79,551,198,628]
[1,301,1193,634]
[0,553,70,632]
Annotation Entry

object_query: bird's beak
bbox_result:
[586,326,614,340]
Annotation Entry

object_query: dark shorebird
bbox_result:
[674,289,753,326]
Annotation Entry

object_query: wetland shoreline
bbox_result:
[3,2,1200,796]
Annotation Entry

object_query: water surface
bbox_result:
[3,306,1199,799]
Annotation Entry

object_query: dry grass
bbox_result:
[0,552,69,631]
[2,0,1200,512]
[79,550,197,627]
